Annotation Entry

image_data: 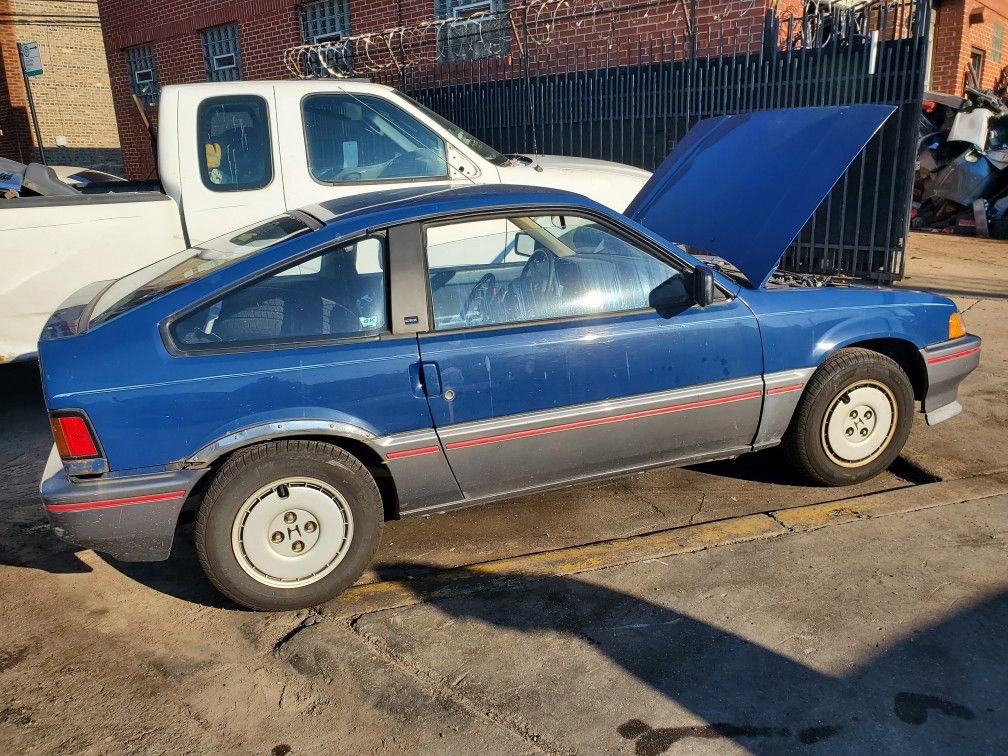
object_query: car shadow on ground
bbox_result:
[356,562,1005,754]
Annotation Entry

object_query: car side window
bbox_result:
[424,214,680,331]
[171,236,387,350]
[197,95,273,191]
[302,93,448,184]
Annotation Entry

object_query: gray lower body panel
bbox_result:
[430,377,764,500]
[40,446,206,562]
[920,335,982,425]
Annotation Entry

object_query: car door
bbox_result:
[414,210,764,500]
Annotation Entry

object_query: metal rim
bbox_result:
[821,379,898,468]
[231,477,354,588]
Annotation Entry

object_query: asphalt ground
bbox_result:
[0,231,1005,754]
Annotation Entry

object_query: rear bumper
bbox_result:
[919,334,982,426]
[39,446,206,561]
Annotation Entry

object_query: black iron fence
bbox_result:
[376,1,929,281]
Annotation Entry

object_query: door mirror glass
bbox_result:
[513,232,536,257]
[648,275,692,317]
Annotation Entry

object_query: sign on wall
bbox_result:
[19,42,43,77]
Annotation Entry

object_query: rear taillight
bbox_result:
[50,413,100,459]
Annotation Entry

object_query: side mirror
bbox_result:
[513,232,536,257]
[692,264,715,307]
[648,275,692,317]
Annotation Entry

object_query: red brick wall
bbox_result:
[929,0,1008,94]
[0,0,35,163]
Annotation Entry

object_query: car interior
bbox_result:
[172,238,386,347]
[426,215,677,330]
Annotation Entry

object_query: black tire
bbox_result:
[784,348,914,486]
[195,440,383,611]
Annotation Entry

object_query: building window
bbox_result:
[435,0,510,63]
[300,0,351,43]
[994,25,1003,64]
[300,0,352,76]
[202,24,243,82]
[124,44,158,106]
[970,47,985,81]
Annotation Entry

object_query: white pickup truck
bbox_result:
[0,80,650,364]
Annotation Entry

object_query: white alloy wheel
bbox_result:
[231,477,354,588]
[820,379,898,467]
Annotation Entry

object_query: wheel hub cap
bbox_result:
[232,478,354,588]
[822,381,897,467]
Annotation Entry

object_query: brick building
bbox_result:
[98,0,790,178]
[0,0,121,171]
[96,0,992,180]
[928,0,1008,93]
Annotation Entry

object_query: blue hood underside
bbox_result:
[625,105,896,288]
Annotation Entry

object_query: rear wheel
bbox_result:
[785,348,914,486]
[195,440,382,610]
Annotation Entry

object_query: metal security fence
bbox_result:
[369,1,929,281]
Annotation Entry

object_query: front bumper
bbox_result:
[919,334,982,425]
[39,446,207,562]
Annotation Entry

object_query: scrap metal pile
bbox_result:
[913,85,1008,237]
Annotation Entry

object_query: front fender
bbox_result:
[809,314,927,366]
[746,289,954,375]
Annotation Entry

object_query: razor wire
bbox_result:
[285,0,689,77]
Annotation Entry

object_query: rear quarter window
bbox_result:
[198,95,273,191]
[170,236,388,351]
[89,215,311,327]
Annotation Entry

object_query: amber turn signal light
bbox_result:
[948,312,966,340]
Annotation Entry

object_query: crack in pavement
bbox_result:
[338,613,574,756]
[689,493,706,525]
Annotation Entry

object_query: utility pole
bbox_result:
[17,41,47,165]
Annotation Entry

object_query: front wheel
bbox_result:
[784,348,915,486]
[195,440,383,610]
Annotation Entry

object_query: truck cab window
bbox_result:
[197,95,273,191]
[302,93,448,184]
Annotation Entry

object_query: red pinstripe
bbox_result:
[45,490,186,513]
[386,445,441,460]
[767,383,805,395]
[926,346,981,365]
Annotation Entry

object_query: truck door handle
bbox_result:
[420,362,443,397]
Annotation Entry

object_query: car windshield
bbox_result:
[88,214,311,327]
[392,91,511,166]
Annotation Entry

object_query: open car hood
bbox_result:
[624,105,895,288]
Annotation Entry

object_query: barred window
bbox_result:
[300,0,352,77]
[201,24,243,82]
[124,44,158,106]
[434,0,510,63]
[300,0,351,43]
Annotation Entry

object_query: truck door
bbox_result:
[176,85,288,245]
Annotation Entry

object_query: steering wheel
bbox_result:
[461,273,497,326]
[380,150,440,179]
[517,248,560,299]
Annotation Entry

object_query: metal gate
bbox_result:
[290,0,930,281]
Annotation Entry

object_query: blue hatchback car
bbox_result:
[39,106,980,610]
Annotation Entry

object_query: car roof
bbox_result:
[301,184,604,235]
